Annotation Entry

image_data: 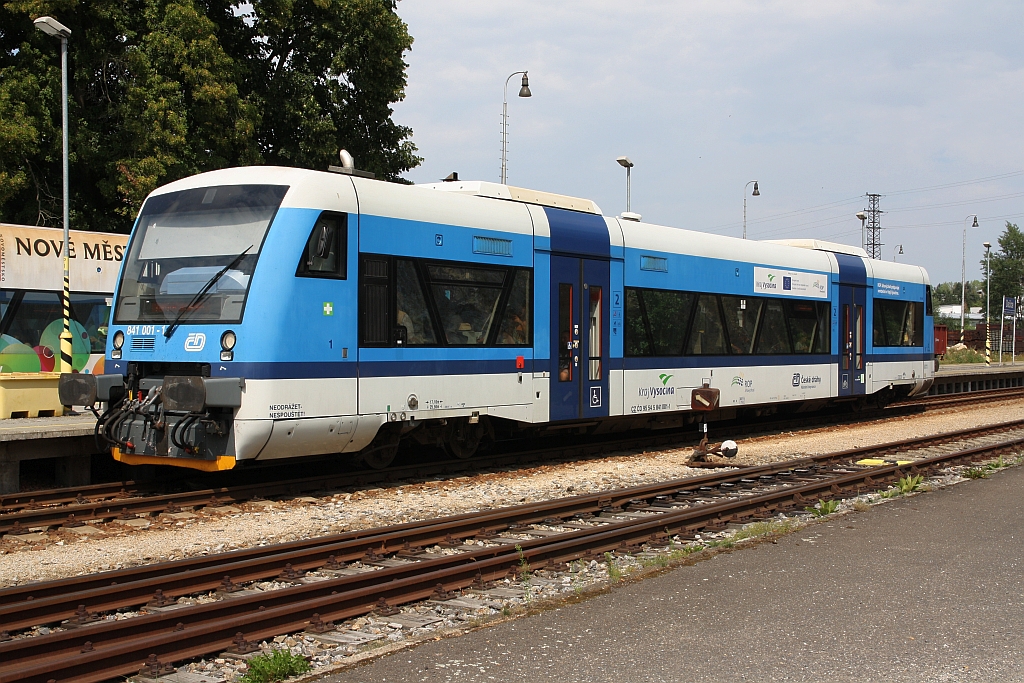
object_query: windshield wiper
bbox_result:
[164,245,252,340]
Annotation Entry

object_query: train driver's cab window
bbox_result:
[296,212,347,278]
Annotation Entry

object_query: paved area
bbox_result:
[325,466,1024,682]
[0,413,95,441]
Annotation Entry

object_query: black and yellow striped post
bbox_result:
[61,255,73,373]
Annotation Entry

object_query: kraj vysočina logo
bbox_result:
[639,373,675,399]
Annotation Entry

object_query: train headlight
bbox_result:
[112,330,124,358]
[220,330,236,361]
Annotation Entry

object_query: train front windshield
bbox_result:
[114,184,287,325]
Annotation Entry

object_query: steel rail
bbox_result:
[3,418,1023,631]
[2,432,1023,683]
[4,415,1021,613]
[3,385,1019,522]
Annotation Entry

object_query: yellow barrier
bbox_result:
[0,372,64,418]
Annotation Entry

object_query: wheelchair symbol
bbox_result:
[590,386,602,408]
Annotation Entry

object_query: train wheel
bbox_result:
[446,419,484,459]
[359,431,400,470]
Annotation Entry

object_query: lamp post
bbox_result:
[892,244,903,262]
[616,157,634,213]
[743,180,759,239]
[984,241,992,366]
[500,71,531,185]
[856,211,867,252]
[34,16,73,374]
[961,215,979,343]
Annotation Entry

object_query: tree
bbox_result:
[983,222,1024,314]
[0,0,420,233]
[932,281,983,308]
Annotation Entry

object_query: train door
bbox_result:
[550,255,610,421]
[838,285,867,396]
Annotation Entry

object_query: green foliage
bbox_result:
[515,544,532,600]
[941,346,986,364]
[963,467,990,479]
[932,280,984,309]
[896,474,924,494]
[731,519,793,540]
[986,455,1012,470]
[604,552,622,582]
[986,223,1024,307]
[805,498,840,517]
[0,0,420,232]
[239,649,311,683]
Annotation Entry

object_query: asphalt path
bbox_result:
[324,465,1024,682]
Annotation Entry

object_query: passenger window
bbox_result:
[873,299,923,347]
[722,296,758,354]
[624,288,650,356]
[687,295,727,355]
[786,300,828,353]
[428,265,505,345]
[296,213,347,278]
[395,260,437,345]
[645,289,693,356]
[497,270,531,345]
[755,299,792,354]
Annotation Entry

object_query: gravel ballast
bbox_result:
[1,400,1020,587]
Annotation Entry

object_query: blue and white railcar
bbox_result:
[60,166,934,471]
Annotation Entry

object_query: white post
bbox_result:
[1000,307,1005,365]
[1013,297,1018,366]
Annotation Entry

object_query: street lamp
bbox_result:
[961,215,979,343]
[984,241,992,366]
[743,181,759,239]
[500,71,531,185]
[616,157,634,213]
[34,16,73,374]
[856,211,867,252]
[892,244,903,262]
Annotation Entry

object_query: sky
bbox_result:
[388,1,1024,285]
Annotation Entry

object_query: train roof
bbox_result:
[146,167,930,286]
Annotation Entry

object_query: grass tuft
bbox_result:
[604,552,622,582]
[896,474,924,494]
[239,649,310,683]
[805,499,840,517]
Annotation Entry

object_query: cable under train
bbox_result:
[60,164,935,471]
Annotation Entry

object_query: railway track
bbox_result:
[1,418,1023,683]
[3,385,1021,534]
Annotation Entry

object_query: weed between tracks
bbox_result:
[239,649,310,683]
[806,499,841,517]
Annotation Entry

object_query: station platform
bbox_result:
[0,414,99,494]
[931,362,1024,395]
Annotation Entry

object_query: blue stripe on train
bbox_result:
[111,353,930,380]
